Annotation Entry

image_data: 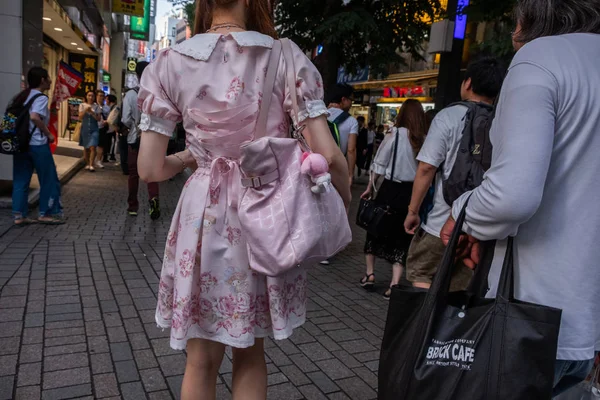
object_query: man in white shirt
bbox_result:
[403,58,504,291]
[327,84,358,187]
[122,61,160,220]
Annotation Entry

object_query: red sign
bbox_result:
[49,62,83,152]
[383,86,425,98]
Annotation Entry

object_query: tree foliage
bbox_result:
[466,0,517,64]
[168,0,196,30]
[277,0,442,86]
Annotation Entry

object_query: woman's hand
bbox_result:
[361,185,372,200]
[178,149,198,171]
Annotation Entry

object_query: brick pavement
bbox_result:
[0,165,394,400]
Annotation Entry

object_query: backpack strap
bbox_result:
[390,127,400,181]
[333,111,351,126]
[25,93,47,135]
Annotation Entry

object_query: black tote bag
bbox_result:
[379,203,562,400]
[356,128,401,238]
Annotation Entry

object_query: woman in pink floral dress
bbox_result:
[136,0,351,399]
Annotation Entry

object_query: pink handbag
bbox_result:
[238,39,352,276]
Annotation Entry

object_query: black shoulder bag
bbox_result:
[356,128,401,238]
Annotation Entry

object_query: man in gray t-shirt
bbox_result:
[403,58,504,291]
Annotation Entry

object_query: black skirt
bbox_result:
[364,179,414,265]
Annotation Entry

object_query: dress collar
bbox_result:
[171,31,275,61]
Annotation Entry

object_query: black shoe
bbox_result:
[149,198,160,220]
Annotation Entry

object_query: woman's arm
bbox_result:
[30,113,54,142]
[304,116,351,208]
[138,131,197,182]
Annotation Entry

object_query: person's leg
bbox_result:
[119,135,129,173]
[127,145,139,213]
[109,132,117,161]
[83,148,90,169]
[96,141,104,166]
[231,339,267,400]
[553,358,596,397]
[147,182,160,220]
[29,145,59,219]
[181,339,225,400]
[12,152,34,221]
[391,263,404,286]
[89,146,97,170]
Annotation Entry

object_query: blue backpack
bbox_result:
[0,93,46,154]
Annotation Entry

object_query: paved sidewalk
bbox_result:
[0,165,393,400]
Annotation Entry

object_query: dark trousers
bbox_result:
[118,134,129,174]
[107,132,117,161]
[127,145,159,212]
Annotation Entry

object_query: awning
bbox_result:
[349,70,439,90]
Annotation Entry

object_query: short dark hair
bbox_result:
[107,94,117,103]
[97,90,105,95]
[463,57,504,99]
[27,67,49,89]
[326,84,354,105]
[515,0,600,44]
[356,116,365,123]
[136,61,150,80]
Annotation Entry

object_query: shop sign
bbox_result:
[127,57,138,73]
[130,0,150,41]
[337,66,369,84]
[383,86,425,98]
[103,73,111,83]
[112,0,145,17]
[69,53,99,98]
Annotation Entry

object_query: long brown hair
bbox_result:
[194,0,278,38]
[395,99,427,155]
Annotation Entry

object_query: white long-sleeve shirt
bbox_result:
[452,33,600,361]
[122,88,140,144]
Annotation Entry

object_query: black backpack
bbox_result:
[442,101,495,206]
[0,93,46,154]
[327,111,351,149]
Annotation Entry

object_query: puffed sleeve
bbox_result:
[283,41,328,125]
[138,49,182,137]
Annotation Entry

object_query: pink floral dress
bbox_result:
[138,31,328,350]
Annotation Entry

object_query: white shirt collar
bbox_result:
[171,31,275,61]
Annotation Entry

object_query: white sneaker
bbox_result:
[96,162,104,169]
[84,165,90,170]
[320,259,331,265]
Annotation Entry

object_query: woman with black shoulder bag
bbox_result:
[359,100,427,299]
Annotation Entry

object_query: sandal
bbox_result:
[38,216,66,225]
[14,218,37,228]
[360,273,375,291]
[383,288,392,300]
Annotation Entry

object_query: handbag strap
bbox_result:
[281,38,300,129]
[255,40,283,140]
[390,127,400,181]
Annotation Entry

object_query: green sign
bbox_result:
[130,0,150,41]
[102,72,111,83]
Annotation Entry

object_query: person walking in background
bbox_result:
[117,89,129,175]
[403,57,504,291]
[327,84,358,187]
[424,109,439,132]
[441,1,600,395]
[373,124,385,156]
[11,67,64,226]
[95,90,110,168]
[136,0,350,398]
[122,62,160,219]
[78,90,101,172]
[364,120,376,171]
[105,94,119,162]
[356,116,368,177]
[360,100,427,299]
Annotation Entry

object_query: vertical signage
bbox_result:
[69,53,99,98]
[130,0,150,41]
[454,0,470,40]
